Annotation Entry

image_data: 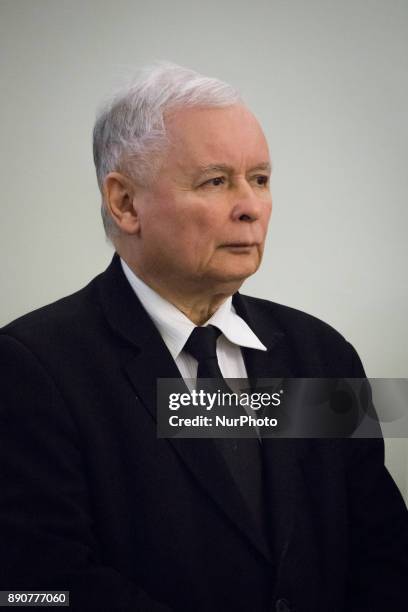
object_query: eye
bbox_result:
[201,176,226,187]
[254,175,269,186]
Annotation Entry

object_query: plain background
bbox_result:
[0,0,407,502]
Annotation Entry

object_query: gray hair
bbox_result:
[93,61,242,239]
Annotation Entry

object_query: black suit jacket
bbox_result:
[0,253,407,612]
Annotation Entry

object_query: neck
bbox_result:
[165,292,230,326]
[142,275,237,325]
[120,256,242,325]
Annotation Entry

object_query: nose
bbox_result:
[230,179,267,222]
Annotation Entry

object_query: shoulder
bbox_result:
[0,273,104,358]
[236,293,365,376]
[241,293,344,340]
[238,292,346,341]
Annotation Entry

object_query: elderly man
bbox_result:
[0,63,407,612]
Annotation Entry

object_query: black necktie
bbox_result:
[184,325,226,387]
[184,325,266,535]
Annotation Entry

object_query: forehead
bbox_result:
[163,104,270,172]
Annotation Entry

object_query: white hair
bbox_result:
[93,61,242,239]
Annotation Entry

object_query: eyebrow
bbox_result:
[196,162,272,175]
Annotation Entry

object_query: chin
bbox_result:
[209,263,259,285]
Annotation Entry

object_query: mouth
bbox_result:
[220,243,258,249]
[218,243,260,256]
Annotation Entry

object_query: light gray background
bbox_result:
[0,0,407,501]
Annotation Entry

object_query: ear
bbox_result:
[103,172,141,235]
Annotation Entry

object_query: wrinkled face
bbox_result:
[134,104,272,292]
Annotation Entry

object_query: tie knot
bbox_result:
[184,325,221,362]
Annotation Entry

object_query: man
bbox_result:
[0,62,407,612]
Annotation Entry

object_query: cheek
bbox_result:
[177,211,220,243]
[166,222,212,255]
[181,232,218,259]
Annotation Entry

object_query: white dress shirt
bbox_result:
[120,259,267,385]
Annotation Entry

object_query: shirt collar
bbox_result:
[120,258,266,360]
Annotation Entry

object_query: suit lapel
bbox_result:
[232,292,301,567]
[124,347,272,561]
